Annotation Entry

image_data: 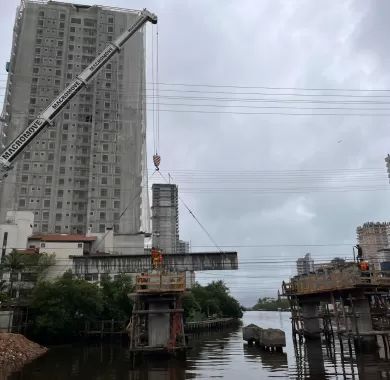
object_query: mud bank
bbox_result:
[0,333,47,378]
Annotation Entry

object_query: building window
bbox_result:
[78,243,83,248]
[100,200,106,208]
[99,224,105,233]
[101,177,107,185]
[19,199,26,207]
[44,200,50,207]
[41,243,46,248]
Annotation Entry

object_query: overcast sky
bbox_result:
[1,0,390,306]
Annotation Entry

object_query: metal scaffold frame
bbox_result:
[282,266,390,357]
[128,272,186,360]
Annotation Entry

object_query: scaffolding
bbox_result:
[282,265,390,356]
[128,272,186,359]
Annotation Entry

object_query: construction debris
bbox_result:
[0,333,47,377]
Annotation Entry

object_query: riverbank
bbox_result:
[0,333,47,378]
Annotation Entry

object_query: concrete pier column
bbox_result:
[301,302,321,339]
[351,296,376,348]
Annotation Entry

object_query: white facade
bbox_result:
[0,211,34,260]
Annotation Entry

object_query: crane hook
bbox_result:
[153,154,161,171]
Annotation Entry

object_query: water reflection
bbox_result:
[243,344,288,372]
[8,311,390,379]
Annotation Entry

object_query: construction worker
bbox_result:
[358,260,369,271]
[354,244,363,262]
[151,247,163,270]
[139,272,147,290]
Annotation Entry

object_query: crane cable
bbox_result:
[152,25,161,171]
[157,170,223,253]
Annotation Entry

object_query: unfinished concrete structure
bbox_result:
[296,253,314,275]
[282,263,390,354]
[152,184,179,254]
[357,222,390,270]
[0,0,149,238]
[72,251,238,278]
[126,251,238,358]
[129,272,186,358]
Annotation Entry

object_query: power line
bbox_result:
[157,170,223,253]
[3,75,390,93]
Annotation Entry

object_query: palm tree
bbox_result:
[0,249,25,298]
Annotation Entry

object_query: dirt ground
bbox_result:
[0,333,47,379]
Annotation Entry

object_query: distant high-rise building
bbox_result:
[177,239,190,254]
[357,222,390,269]
[152,183,179,254]
[296,253,314,275]
[0,0,149,238]
[385,154,390,182]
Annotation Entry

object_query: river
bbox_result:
[8,311,390,379]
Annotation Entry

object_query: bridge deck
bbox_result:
[283,265,390,296]
[71,251,238,274]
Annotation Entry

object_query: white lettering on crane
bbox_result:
[51,80,83,110]
[1,119,44,161]
[88,46,115,72]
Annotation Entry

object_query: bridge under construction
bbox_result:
[282,263,390,356]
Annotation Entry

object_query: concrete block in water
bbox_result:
[243,324,286,349]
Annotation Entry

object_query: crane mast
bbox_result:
[0,8,157,177]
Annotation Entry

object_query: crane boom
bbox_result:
[0,8,157,177]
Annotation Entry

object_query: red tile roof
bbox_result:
[28,234,97,242]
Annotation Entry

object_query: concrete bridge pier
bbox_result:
[301,301,321,339]
[350,296,377,349]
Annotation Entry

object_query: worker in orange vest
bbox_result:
[151,247,163,270]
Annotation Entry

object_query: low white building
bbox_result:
[27,234,97,279]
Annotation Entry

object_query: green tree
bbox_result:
[0,250,55,299]
[0,280,8,304]
[100,274,134,320]
[184,281,242,321]
[252,297,290,311]
[0,250,25,297]
[30,272,103,339]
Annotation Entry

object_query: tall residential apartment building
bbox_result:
[0,1,149,237]
[151,183,179,254]
[296,253,314,275]
[357,222,390,269]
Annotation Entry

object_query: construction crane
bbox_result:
[0,8,157,178]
